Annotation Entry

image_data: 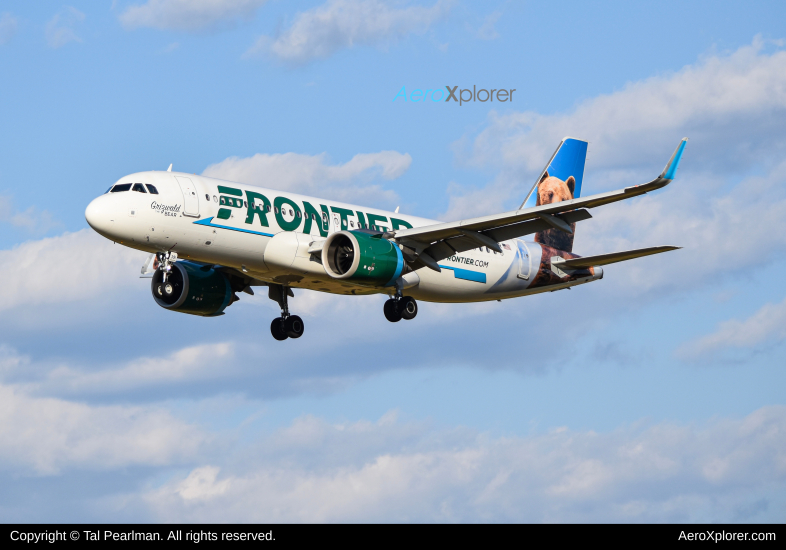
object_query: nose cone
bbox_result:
[85,195,113,236]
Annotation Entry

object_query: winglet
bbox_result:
[659,138,688,181]
[167,163,173,172]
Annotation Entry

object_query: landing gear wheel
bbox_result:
[284,315,305,339]
[270,317,288,341]
[398,297,418,320]
[163,282,176,298]
[154,283,164,297]
[384,299,402,322]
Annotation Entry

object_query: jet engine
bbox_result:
[322,230,404,287]
[151,261,235,316]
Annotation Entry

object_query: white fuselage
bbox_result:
[85,171,601,302]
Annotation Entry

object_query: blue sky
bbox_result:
[1,0,786,522]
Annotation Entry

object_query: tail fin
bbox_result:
[520,137,589,209]
[521,137,588,252]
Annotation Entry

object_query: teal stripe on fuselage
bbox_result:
[438,265,486,283]
[193,217,274,237]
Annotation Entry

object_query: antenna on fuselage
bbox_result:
[167,164,172,172]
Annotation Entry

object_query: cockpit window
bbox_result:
[146,184,159,194]
[110,184,132,193]
[132,183,147,193]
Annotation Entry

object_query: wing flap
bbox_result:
[421,209,594,262]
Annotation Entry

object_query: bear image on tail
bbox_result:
[534,171,576,252]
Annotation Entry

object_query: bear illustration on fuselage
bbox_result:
[534,171,576,252]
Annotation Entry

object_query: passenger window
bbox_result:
[111,184,132,192]
[205,194,210,201]
[132,183,147,193]
[296,211,301,218]
[145,184,159,194]
[350,221,355,228]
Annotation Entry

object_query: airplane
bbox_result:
[85,137,687,340]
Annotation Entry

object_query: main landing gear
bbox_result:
[383,293,418,323]
[268,284,304,341]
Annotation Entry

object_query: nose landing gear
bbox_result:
[269,284,304,340]
[156,251,178,283]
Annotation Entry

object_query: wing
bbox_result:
[393,138,688,269]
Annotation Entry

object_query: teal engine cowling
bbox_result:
[152,261,235,316]
[322,230,404,287]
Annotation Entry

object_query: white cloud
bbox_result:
[0,12,18,45]
[472,38,786,176]
[0,229,145,313]
[472,10,501,41]
[0,195,60,235]
[161,41,180,53]
[45,6,85,49]
[248,0,453,64]
[145,406,786,522]
[119,0,267,31]
[446,38,786,220]
[30,343,235,396]
[678,296,786,359]
[202,151,411,207]
[571,160,786,297]
[0,381,208,475]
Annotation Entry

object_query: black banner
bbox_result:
[1,524,783,545]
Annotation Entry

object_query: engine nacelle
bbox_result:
[322,230,404,287]
[152,261,234,316]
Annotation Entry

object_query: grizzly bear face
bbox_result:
[535,171,575,206]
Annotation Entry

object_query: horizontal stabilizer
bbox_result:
[558,246,680,269]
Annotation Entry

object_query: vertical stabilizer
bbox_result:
[521,137,588,252]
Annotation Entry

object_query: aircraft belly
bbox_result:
[405,241,604,303]
[408,247,521,303]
